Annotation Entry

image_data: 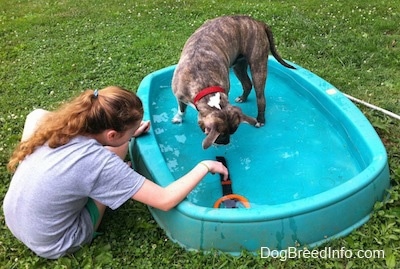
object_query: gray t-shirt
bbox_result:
[3,136,145,259]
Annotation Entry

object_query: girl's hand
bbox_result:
[133,121,151,137]
[200,160,229,181]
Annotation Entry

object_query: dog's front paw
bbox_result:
[256,113,265,126]
[255,122,264,127]
[172,112,183,123]
[235,96,247,103]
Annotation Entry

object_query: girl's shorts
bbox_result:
[85,198,100,229]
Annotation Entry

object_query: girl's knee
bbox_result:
[22,109,50,141]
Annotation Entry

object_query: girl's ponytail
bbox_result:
[7,86,143,172]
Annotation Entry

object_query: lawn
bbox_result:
[1,0,399,268]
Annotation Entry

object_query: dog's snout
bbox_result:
[215,134,230,145]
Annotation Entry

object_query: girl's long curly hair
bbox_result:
[7,86,143,172]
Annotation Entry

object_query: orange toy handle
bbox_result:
[213,194,250,208]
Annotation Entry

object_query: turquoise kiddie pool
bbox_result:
[129,57,390,255]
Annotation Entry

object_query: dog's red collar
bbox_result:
[193,86,225,106]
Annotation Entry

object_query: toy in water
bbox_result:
[213,156,250,209]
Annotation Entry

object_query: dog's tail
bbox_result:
[264,24,296,69]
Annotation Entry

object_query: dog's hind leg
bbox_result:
[250,62,267,125]
[172,101,187,123]
[233,59,253,103]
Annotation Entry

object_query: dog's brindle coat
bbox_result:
[172,15,295,149]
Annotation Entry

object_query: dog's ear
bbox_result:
[227,106,243,134]
[202,126,220,149]
[230,106,258,126]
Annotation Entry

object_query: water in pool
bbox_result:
[148,70,363,207]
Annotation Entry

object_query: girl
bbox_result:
[3,86,228,259]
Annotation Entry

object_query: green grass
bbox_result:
[1,0,399,268]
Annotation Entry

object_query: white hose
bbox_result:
[344,93,400,121]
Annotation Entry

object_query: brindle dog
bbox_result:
[172,15,295,149]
